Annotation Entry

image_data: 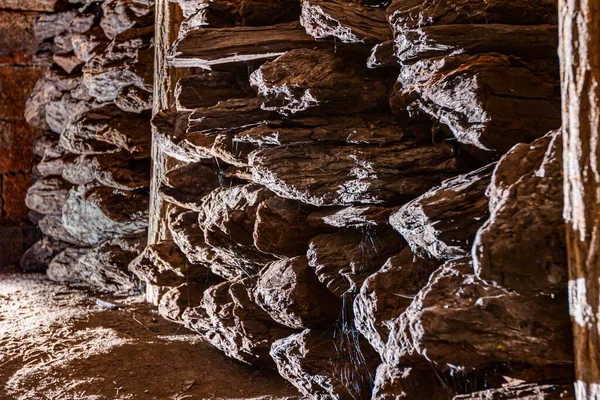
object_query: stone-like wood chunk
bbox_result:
[168,22,327,68]
[271,329,379,399]
[387,0,557,32]
[300,0,391,43]
[62,153,150,190]
[253,196,321,258]
[249,141,464,207]
[250,48,388,116]
[253,256,341,329]
[384,258,573,371]
[129,240,209,287]
[389,164,494,260]
[25,177,73,215]
[100,0,154,40]
[453,383,575,400]
[354,247,439,355]
[183,277,295,366]
[396,24,558,64]
[473,130,567,294]
[175,72,253,111]
[62,184,148,245]
[392,53,561,153]
[307,227,406,297]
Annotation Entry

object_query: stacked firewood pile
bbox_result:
[137,0,573,398]
[21,0,573,398]
[21,0,154,293]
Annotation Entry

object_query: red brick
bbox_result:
[0,119,43,172]
[0,11,39,65]
[0,1,62,12]
[0,66,45,118]
[2,172,32,222]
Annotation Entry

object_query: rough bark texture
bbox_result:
[559,0,600,395]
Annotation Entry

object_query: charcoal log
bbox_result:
[250,48,388,116]
[383,258,573,370]
[392,53,561,153]
[100,0,155,40]
[20,237,69,272]
[62,153,150,190]
[300,0,391,44]
[158,280,221,325]
[183,278,295,366]
[387,0,557,32]
[473,130,567,294]
[307,227,406,297]
[197,184,277,277]
[62,184,148,245]
[46,247,91,283]
[25,177,73,215]
[389,164,494,260]
[453,383,574,400]
[129,241,209,287]
[395,24,558,64]
[38,214,90,247]
[253,256,341,329]
[160,161,222,210]
[248,141,464,207]
[308,205,393,229]
[168,22,328,68]
[372,364,453,400]
[354,247,439,355]
[253,196,321,258]
[271,328,379,399]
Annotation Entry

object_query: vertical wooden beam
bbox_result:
[559,0,600,398]
[147,0,182,304]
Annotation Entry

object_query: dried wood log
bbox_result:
[25,70,94,134]
[187,98,275,135]
[453,383,575,400]
[354,247,439,355]
[129,240,209,287]
[62,184,148,245]
[383,258,573,371]
[20,237,69,272]
[248,141,464,207]
[114,85,153,113]
[60,105,152,157]
[367,40,397,68]
[167,206,254,280]
[177,0,300,28]
[473,131,567,294]
[35,10,79,41]
[73,233,146,292]
[100,0,155,40]
[168,22,328,68]
[271,328,379,399]
[197,184,277,276]
[389,163,494,260]
[175,72,253,111]
[158,280,222,324]
[307,227,406,297]
[160,161,222,211]
[253,256,341,329]
[307,205,393,229]
[38,214,90,246]
[387,0,558,32]
[392,53,561,153]
[372,364,454,400]
[62,153,150,190]
[253,196,321,258]
[250,48,388,116]
[395,24,558,64]
[83,26,154,102]
[46,247,91,283]
[25,177,73,215]
[233,114,420,147]
[183,277,296,366]
[300,0,392,44]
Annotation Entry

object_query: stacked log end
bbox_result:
[22,0,155,294]
[22,0,573,398]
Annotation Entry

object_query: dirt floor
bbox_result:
[0,268,300,400]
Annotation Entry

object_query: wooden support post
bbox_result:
[559,0,600,398]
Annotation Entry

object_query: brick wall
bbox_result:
[0,5,47,266]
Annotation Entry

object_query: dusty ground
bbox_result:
[0,268,300,400]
